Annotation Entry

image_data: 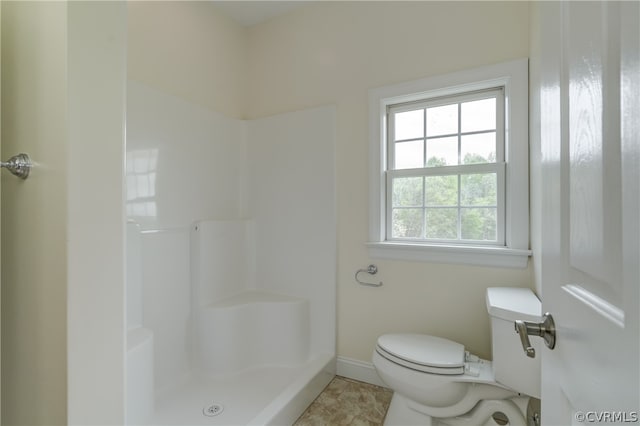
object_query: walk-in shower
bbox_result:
[125,81,336,425]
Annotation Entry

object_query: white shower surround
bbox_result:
[192,221,311,375]
[125,81,336,425]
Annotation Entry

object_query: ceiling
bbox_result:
[212,1,313,27]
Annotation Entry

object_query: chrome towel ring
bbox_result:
[355,264,383,287]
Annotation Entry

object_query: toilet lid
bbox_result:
[376,334,465,375]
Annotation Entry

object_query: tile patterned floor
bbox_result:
[294,376,393,426]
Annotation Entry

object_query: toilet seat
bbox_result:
[376,334,465,375]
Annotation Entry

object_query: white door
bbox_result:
[538,1,639,424]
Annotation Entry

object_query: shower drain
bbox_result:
[203,403,224,417]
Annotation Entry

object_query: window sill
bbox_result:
[366,242,531,269]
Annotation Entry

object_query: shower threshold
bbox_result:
[147,354,334,426]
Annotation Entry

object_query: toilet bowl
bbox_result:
[373,287,542,426]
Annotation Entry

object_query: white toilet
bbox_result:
[373,287,542,426]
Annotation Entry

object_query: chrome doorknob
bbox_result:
[514,312,556,358]
[1,153,32,180]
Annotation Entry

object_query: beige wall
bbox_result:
[246,1,533,361]
[129,1,533,362]
[128,1,248,119]
[1,2,68,424]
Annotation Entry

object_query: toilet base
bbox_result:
[384,393,434,426]
[384,393,529,426]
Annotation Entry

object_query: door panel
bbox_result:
[539,1,639,424]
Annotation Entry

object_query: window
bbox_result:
[368,60,531,268]
[388,88,504,244]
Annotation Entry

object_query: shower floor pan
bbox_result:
[148,354,334,426]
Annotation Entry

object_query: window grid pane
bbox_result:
[395,140,424,169]
[392,176,424,207]
[461,132,497,164]
[425,175,458,206]
[461,207,497,241]
[461,98,497,133]
[426,103,458,137]
[425,208,458,240]
[426,136,458,167]
[394,109,424,141]
[392,208,424,239]
[460,173,497,207]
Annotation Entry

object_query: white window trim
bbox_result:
[368,59,531,268]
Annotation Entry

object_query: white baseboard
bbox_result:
[336,356,388,388]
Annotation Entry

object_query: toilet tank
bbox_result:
[486,287,542,398]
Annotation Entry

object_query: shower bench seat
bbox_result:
[197,290,310,376]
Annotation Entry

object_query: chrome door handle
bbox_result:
[1,153,32,179]
[514,312,556,358]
